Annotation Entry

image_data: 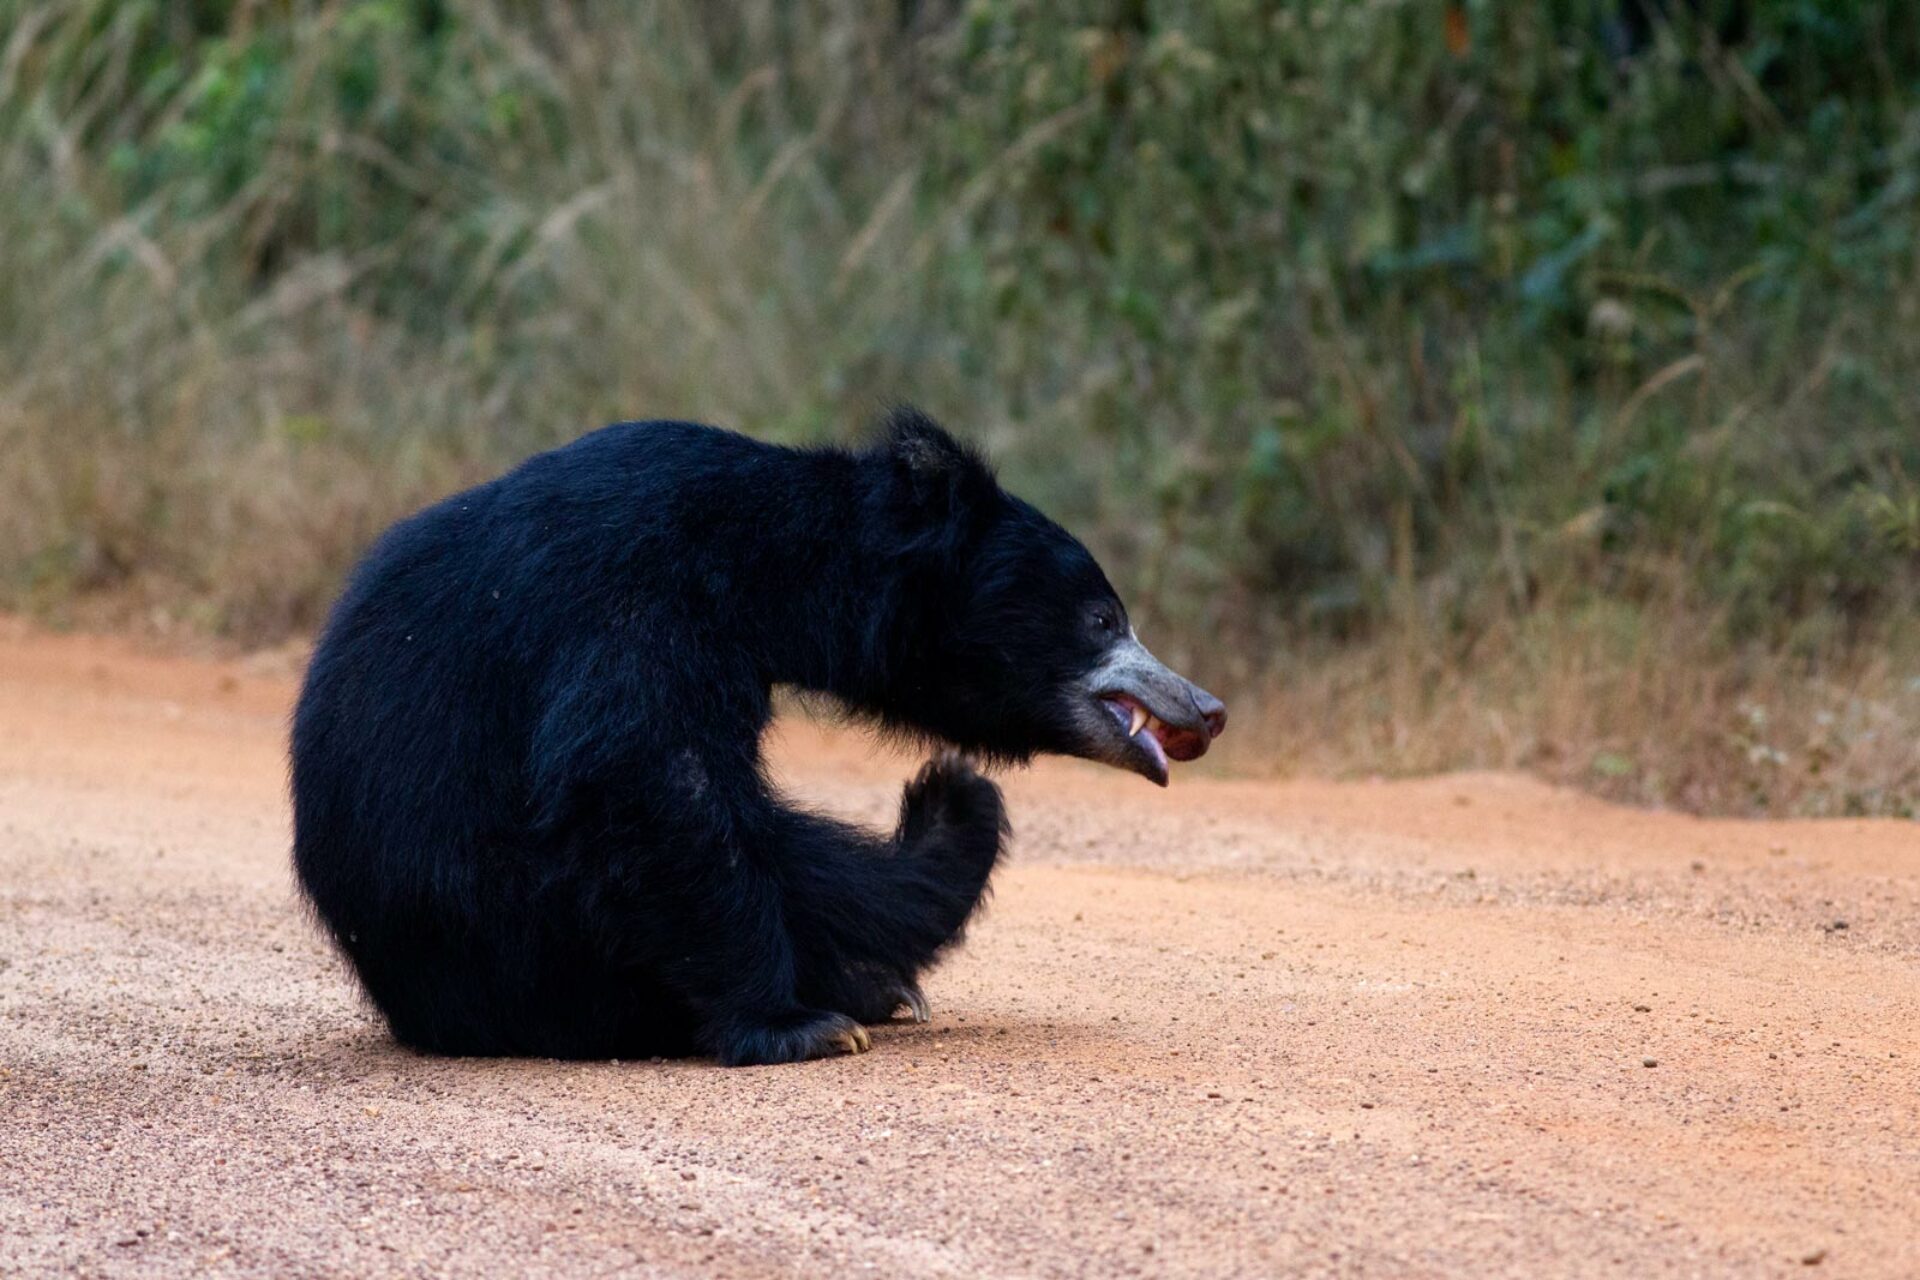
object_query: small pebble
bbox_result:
[1801,1247,1827,1266]
[1642,1058,1658,1068]
[1633,1004,1651,1013]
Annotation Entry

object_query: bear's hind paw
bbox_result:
[713,1010,871,1067]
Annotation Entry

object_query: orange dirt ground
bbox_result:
[2,622,1916,1277]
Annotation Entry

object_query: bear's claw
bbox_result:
[715,1010,873,1065]
[837,976,930,1025]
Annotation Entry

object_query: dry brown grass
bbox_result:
[1219,599,1920,818]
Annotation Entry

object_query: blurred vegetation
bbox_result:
[1,0,1916,813]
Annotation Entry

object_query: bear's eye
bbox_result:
[1091,606,1121,636]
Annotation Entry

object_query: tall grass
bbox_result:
[1,0,1916,813]
[0,2,934,632]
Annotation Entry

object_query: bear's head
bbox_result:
[873,409,1226,786]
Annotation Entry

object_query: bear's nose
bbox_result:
[1192,687,1227,739]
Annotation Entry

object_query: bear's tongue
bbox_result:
[1102,694,1207,770]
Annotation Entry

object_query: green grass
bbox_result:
[1,0,1916,814]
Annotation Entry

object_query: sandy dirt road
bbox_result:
[2,624,1917,1278]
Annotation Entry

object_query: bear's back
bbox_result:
[290,420,813,904]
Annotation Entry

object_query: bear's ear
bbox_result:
[878,406,997,517]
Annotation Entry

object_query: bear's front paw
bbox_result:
[712,1010,871,1067]
[845,979,930,1025]
[892,980,932,1024]
[898,753,1007,850]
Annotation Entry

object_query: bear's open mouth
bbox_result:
[1077,631,1227,786]
[1099,692,1212,778]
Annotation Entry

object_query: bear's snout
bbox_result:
[1082,637,1228,784]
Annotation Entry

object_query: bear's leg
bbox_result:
[638,840,878,1067]
[778,755,1009,1025]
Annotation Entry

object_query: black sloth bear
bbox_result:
[291,409,1225,1065]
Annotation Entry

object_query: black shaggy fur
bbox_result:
[291,409,1138,1065]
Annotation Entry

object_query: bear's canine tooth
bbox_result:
[1128,705,1148,737]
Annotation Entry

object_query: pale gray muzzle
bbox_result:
[1073,633,1227,786]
